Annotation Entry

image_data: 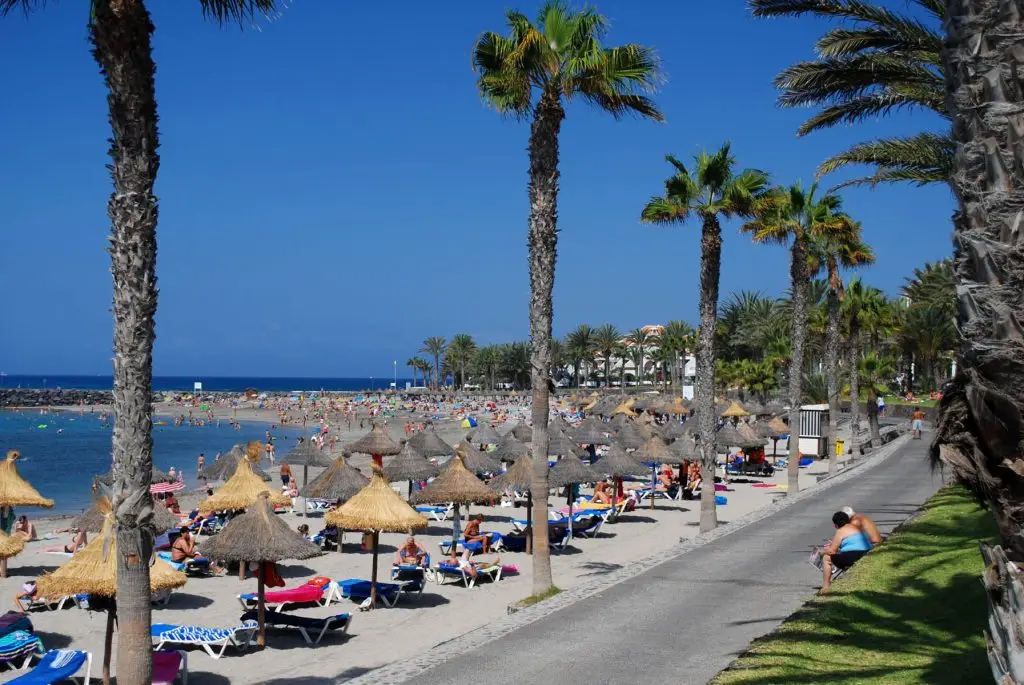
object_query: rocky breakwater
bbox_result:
[0,388,115,408]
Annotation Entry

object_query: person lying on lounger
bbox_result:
[394,536,428,567]
[463,514,491,553]
[819,510,873,591]
[172,527,222,574]
[13,580,36,611]
[592,480,612,505]
[447,548,501,580]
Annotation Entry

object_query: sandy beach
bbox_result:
[0,400,848,685]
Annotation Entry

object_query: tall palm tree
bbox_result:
[662,319,695,395]
[641,143,769,532]
[447,334,477,390]
[565,324,595,388]
[748,0,950,188]
[857,352,895,447]
[808,224,875,474]
[626,328,654,385]
[473,2,662,593]
[406,358,421,388]
[420,337,447,389]
[592,324,623,390]
[0,2,285,683]
[743,181,853,494]
[415,358,433,388]
[841,279,887,455]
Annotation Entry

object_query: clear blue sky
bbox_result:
[0,1,952,377]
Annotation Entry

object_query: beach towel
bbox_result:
[239,584,322,607]
[0,630,43,664]
[0,613,32,640]
[6,650,89,685]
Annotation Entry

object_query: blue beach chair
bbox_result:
[6,650,91,685]
[151,621,258,659]
[239,609,352,645]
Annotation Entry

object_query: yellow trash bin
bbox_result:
[835,439,845,456]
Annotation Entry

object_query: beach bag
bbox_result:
[306,576,331,589]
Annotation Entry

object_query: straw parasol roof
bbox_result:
[300,457,369,502]
[546,428,586,458]
[768,416,789,435]
[591,395,621,416]
[410,455,499,506]
[634,436,674,465]
[669,435,698,460]
[0,531,25,560]
[199,445,272,483]
[716,423,766,450]
[660,420,693,441]
[280,439,334,468]
[0,450,53,508]
[765,400,786,416]
[751,418,779,438]
[721,400,750,418]
[611,399,637,417]
[36,513,186,599]
[548,456,602,488]
[573,417,612,445]
[383,442,439,483]
[488,453,533,492]
[592,444,648,478]
[665,397,690,415]
[199,442,291,513]
[453,441,503,475]
[326,467,429,532]
[614,422,647,450]
[203,492,321,564]
[407,428,453,457]
[467,423,501,445]
[745,400,766,416]
[493,433,529,463]
[737,421,761,443]
[608,413,630,430]
[508,422,533,442]
[345,423,402,457]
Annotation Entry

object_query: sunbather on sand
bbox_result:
[449,548,500,580]
[14,515,36,541]
[43,529,87,554]
[394,536,428,567]
[463,514,491,553]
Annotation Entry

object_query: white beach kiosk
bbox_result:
[798,404,829,458]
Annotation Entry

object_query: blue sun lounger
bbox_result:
[240,609,352,645]
[330,579,421,608]
[0,631,44,671]
[6,650,92,685]
[151,621,258,659]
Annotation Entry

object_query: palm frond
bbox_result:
[0,0,45,14]
[816,26,939,59]
[817,132,954,188]
[775,55,943,112]
[641,196,690,224]
[574,45,663,120]
[750,0,939,39]
[198,0,283,24]
[796,88,945,135]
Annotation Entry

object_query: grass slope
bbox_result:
[713,486,997,685]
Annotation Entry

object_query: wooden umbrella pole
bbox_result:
[257,564,266,648]
[650,464,657,510]
[526,492,533,555]
[102,607,115,685]
[0,558,6,578]
[370,531,380,610]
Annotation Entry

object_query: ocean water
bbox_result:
[0,410,306,516]
[0,375,415,393]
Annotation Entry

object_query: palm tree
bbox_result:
[661,319,695,395]
[743,181,853,494]
[856,352,895,447]
[415,358,433,388]
[626,328,654,385]
[474,2,662,593]
[841,279,887,455]
[748,0,950,188]
[0,2,285,683]
[565,324,595,388]
[641,143,769,532]
[406,358,420,388]
[420,337,447,389]
[447,334,477,390]
[592,324,623,390]
[902,259,955,314]
[808,224,875,474]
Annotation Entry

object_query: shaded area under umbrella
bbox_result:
[328,468,428,609]
[549,456,602,540]
[591,444,647,511]
[633,436,674,510]
[279,438,334,488]
[488,453,535,553]
[202,492,321,645]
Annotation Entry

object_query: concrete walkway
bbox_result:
[400,437,943,685]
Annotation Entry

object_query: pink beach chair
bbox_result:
[236,583,325,611]
[152,650,187,685]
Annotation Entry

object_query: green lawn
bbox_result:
[712,486,997,685]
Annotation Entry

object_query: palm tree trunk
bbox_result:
[848,320,861,458]
[825,283,841,474]
[695,217,723,533]
[526,91,563,594]
[867,392,882,446]
[787,238,810,495]
[434,355,440,390]
[90,3,158,684]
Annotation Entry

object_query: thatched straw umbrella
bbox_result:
[199,445,272,483]
[611,399,637,417]
[665,397,690,416]
[453,441,503,475]
[203,492,320,644]
[614,422,647,451]
[721,400,750,419]
[280,437,334,488]
[591,444,647,505]
[608,413,630,430]
[345,423,402,468]
[328,467,427,608]
[669,435,698,461]
[493,433,529,463]
[660,420,693,441]
[549,456,602,539]
[591,395,620,416]
[410,455,498,541]
[467,423,501,446]
[507,422,533,442]
[573,417,612,446]
[199,442,291,514]
[0,450,54,509]
[763,415,790,461]
[715,423,749,451]
[300,457,369,503]
[765,400,786,416]
[383,442,439,502]
[488,451,533,530]
[0,531,25,577]
[745,400,766,416]
[37,510,186,683]
[633,437,675,509]
[407,428,452,457]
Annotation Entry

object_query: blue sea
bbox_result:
[0,410,307,516]
[0,375,414,393]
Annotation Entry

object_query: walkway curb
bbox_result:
[340,434,913,684]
